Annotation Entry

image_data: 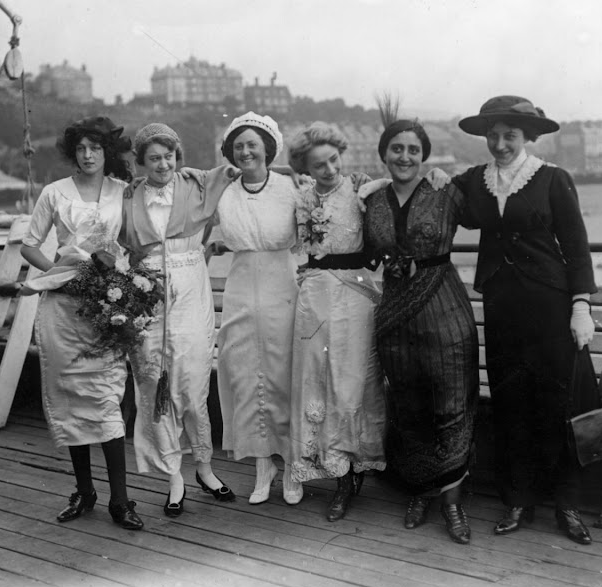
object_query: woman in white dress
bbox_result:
[119,124,237,516]
[19,117,143,530]
[287,122,386,521]
[216,112,304,505]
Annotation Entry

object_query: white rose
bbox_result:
[110,314,127,326]
[133,315,147,329]
[114,256,130,274]
[107,287,123,302]
[132,274,153,293]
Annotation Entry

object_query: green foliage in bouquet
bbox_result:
[64,250,164,359]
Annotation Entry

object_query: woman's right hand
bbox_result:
[204,241,230,263]
[425,167,451,190]
[357,179,391,212]
[124,177,144,199]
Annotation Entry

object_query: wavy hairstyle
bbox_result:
[287,122,348,175]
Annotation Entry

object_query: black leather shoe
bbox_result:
[108,500,144,530]
[195,472,236,502]
[594,514,602,529]
[441,504,471,545]
[494,506,534,535]
[405,496,431,529]
[57,490,97,522]
[164,488,186,518]
[326,472,354,522]
[556,508,592,545]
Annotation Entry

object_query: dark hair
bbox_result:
[57,123,133,181]
[378,119,431,163]
[221,125,277,167]
[288,122,348,174]
[135,135,184,166]
[485,120,540,142]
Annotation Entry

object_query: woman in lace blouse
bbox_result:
[454,96,596,545]
[287,122,386,522]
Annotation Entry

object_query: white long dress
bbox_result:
[127,180,216,475]
[289,177,386,482]
[22,177,127,447]
[217,173,299,460]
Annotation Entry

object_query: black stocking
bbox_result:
[68,444,94,494]
[101,436,128,506]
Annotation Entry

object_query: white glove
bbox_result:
[570,301,595,350]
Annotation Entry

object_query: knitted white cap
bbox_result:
[222,111,283,158]
[134,123,180,154]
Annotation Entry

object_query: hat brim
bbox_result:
[459,113,559,136]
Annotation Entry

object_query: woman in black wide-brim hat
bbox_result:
[454,95,596,545]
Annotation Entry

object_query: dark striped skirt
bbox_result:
[377,268,479,495]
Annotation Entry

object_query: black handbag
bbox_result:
[567,346,602,467]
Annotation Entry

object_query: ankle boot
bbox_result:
[441,503,471,545]
[405,496,431,529]
[556,508,592,545]
[494,505,534,535]
[108,500,144,530]
[57,490,97,522]
[326,471,354,522]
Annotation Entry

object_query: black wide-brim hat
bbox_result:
[459,95,559,137]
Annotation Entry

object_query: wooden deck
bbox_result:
[1,412,602,587]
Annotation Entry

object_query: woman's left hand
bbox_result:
[570,302,595,350]
[349,172,372,192]
[425,167,451,190]
[180,167,207,190]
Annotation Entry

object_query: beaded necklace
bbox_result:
[314,176,344,200]
[241,170,270,194]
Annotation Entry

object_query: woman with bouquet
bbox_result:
[286,122,386,521]
[19,116,144,530]
[119,123,238,516]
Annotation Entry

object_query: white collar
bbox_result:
[484,153,545,198]
[144,179,174,207]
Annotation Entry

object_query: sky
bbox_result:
[2,0,602,121]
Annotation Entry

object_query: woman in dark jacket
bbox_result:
[454,95,596,545]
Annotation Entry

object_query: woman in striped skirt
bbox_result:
[362,102,479,545]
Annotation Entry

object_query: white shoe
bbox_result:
[249,460,278,505]
[283,464,303,505]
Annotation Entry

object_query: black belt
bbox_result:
[395,252,451,276]
[307,253,369,270]
[414,252,451,269]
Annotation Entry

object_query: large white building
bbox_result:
[151,57,243,106]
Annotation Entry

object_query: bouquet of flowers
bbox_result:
[295,192,331,256]
[63,248,164,359]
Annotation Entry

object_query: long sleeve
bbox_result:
[549,167,597,294]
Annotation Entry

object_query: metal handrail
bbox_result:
[452,243,602,253]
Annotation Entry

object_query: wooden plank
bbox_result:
[0,228,57,428]
[0,541,120,587]
[0,216,31,327]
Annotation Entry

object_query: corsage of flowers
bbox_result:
[63,249,164,359]
[295,195,331,256]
